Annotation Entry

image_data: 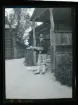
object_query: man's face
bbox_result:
[39,50,42,54]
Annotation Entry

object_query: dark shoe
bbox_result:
[33,70,37,72]
[34,72,40,75]
[41,72,45,75]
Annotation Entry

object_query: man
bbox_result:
[34,34,48,74]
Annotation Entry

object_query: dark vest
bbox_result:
[40,40,48,54]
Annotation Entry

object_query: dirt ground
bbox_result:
[5,58,72,99]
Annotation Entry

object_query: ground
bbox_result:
[5,58,72,99]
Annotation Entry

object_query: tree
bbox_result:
[13,8,21,37]
[13,8,31,42]
[8,13,16,28]
[5,16,9,25]
[5,10,16,44]
[5,8,31,43]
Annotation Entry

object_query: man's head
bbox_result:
[39,50,42,54]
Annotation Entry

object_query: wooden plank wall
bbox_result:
[55,32,72,45]
[5,29,13,59]
[55,32,72,68]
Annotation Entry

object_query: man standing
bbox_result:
[34,34,48,74]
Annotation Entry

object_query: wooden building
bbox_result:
[30,8,72,66]
[30,8,72,86]
[5,24,26,59]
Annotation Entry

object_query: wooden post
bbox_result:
[49,8,56,70]
[32,20,36,65]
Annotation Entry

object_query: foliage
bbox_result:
[54,53,72,87]
[13,8,31,40]
[5,16,9,25]
[5,10,16,29]
[5,8,31,43]
[28,34,33,46]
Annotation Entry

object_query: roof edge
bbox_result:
[30,8,48,21]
